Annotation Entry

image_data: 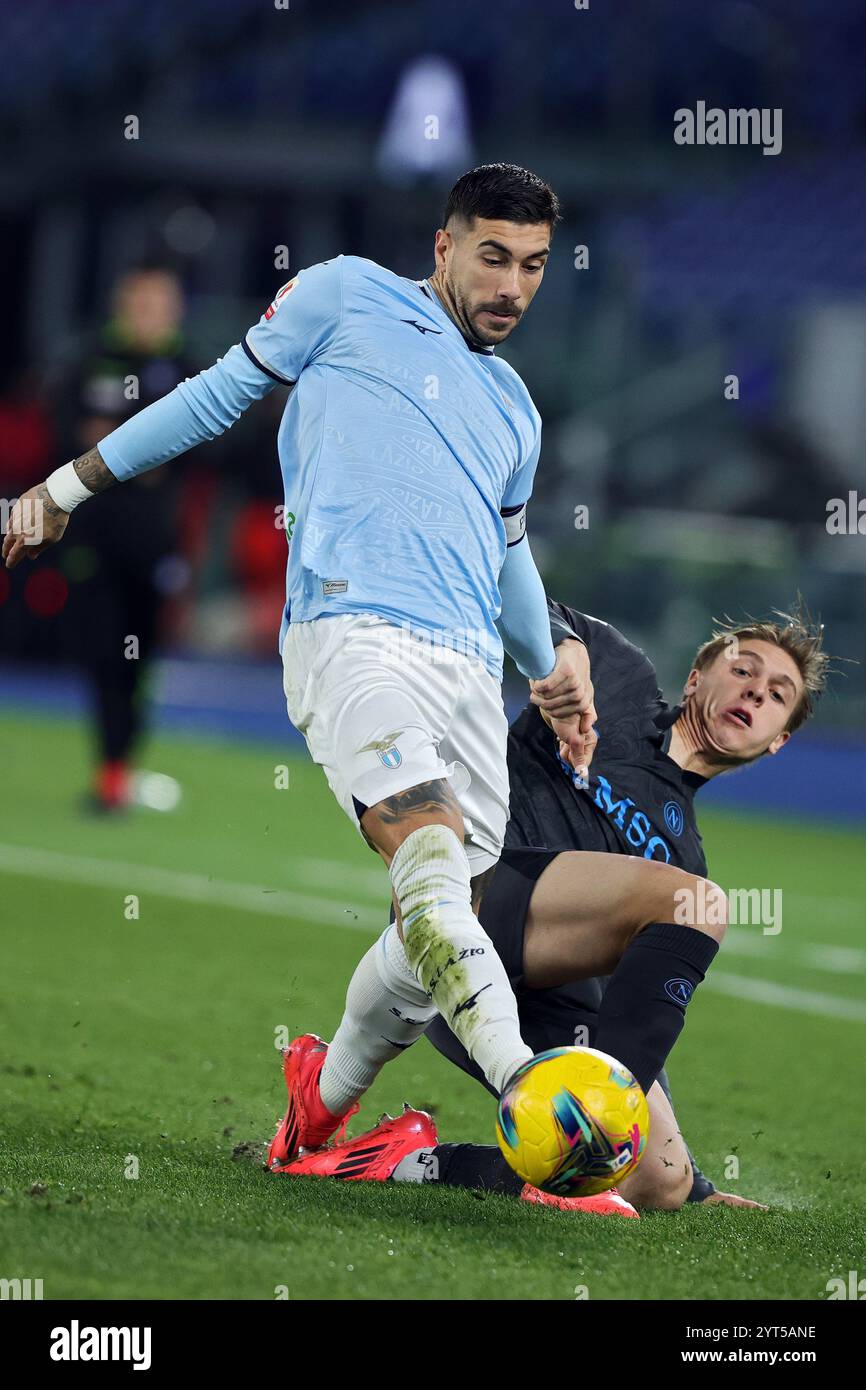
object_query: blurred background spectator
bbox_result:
[59,264,195,810]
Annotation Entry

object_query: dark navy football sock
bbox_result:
[427,1142,524,1195]
[594,922,719,1095]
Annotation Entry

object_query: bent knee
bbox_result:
[699,879,728,943]
[673,875,728,945]
[362,781,465,861]
[625,1159,693,1212]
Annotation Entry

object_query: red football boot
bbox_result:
[272,1106,438,1180]
[267,1034,360,1170]
[520,1184,639,1218]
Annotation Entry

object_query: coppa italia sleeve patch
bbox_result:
[264,278,297,320]
[501,503,527,546]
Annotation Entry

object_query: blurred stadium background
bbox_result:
[1,0,864,823]
[1,0,865,1302]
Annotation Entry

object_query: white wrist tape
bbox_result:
[44,462,96,513]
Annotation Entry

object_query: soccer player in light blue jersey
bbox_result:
[5,165,596,1158]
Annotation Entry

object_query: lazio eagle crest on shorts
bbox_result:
[358,730,405,769]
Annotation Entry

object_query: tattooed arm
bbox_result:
[2,447,116,569]
[71,445,117,494]
[3,333,277,571]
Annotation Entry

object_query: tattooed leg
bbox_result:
[385,822,529,1094]
[362,782,529,1094]
[320,782,528,1109]
[360,777,466,865]
[317,778,466,1114]
[363,782,493,931]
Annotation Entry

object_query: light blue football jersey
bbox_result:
[241,255,542,678]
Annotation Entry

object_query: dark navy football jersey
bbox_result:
[505,600,708,877]
[501,599,709,1025]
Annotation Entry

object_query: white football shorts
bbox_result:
[281,613,510,875]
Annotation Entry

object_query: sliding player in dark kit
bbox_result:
[277,600,828,1215]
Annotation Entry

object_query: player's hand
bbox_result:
[700,1190,770,1211]
[2,484,70,570]
[531,641,597,778]
[529,638,593,721]
[553,714,597,780]
[537,703,598,780]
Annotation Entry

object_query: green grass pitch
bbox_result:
[1,709,864,1301]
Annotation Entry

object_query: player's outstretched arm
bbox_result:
[4,260,343,571]
[496,536,596,770]
[495,532,557,680]
[2,446,114,568]
[2,342,276,569]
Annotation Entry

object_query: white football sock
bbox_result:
[392,1148,439,1183]
[390,824,532,1095]
[319,923,437,1116]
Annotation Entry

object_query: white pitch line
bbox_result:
[722,927,866,975]
[303,856,390,897]
[704,971,866,1024]
[3,844,865,1021]
[0,843,383,934]
[801,943,866,974]
[784,893,864,918]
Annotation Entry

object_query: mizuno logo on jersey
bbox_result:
[400,319,442,336]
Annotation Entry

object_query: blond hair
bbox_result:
[692,599,830,733]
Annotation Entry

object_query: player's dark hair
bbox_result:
[692,597,832,733]
[443,164,562,233]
